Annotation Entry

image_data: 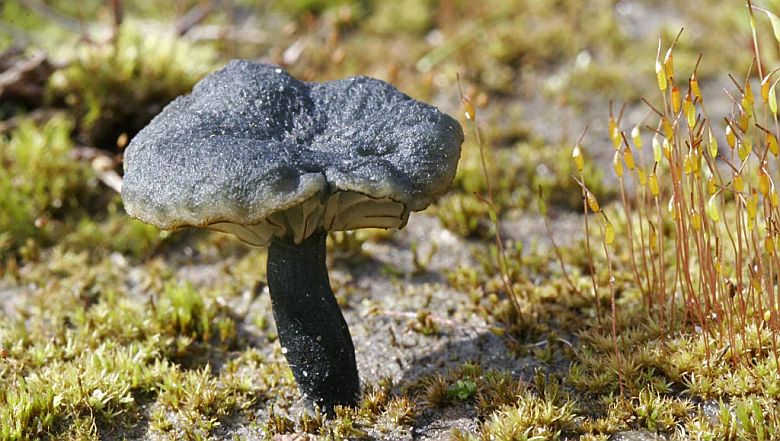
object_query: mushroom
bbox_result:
[121,60,463,412]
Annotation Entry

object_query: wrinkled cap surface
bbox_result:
[122,60,463,245]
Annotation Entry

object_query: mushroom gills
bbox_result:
[208,191,408,246]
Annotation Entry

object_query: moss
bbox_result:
[273,0,367,17]
[48,22,216,147]
[0,375,58,440]
[154,365,257,438]
[480,394,575,441]
[365,0,434,34]
[62,197,170,259]
[435,193,494,239]
[0,1,80,51]
[155,282,212,341]
[0,116,96,259]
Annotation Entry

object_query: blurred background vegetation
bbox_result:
[0,0,758,259]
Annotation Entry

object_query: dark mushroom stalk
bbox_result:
[266,230,359,412]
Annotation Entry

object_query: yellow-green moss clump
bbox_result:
[0,116,93,257]
[48,23,216,147]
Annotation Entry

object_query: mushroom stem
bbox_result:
[267,230,360,413]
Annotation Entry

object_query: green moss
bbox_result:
[435,193,494,239]
[273,0,366,17]
[0,246,271,439]
[155,365,256,438]
[48,23,216,147]
[480,394,575,441]
[155,282,212,341]
[0,1,80,51]
[62,197,170,259]
[0,116,95,258]
[365,0,434,34]
[0,374,57,440]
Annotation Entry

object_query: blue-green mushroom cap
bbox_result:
[121,60,463,246]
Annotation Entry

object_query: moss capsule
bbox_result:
[760,170,771,196]
[653,137,662,163]
[609,117,621,149]
[587,191,600,213]
[768,133,778,156]
[613,151,624,177]
[649,173,660,197]
[738,138,752,161]
[572,145,584,173]
[656,59,667,92]
[762,74,771,102]
[604,222,614,244]
[691,210,701,231]
[706,194,720,223]
[726,125,736,149]
[683,95,695,128]
[663,47,674,80]
[709,129,718,158]
[663,138,672,161]
[672,85,681,113]
[462,99,476,121]
[662,117,674,140]
[747,191,758,221]
[624,147,635,170]
[738,111,749,132]
[691,74,702,102]
[637,167,647,186]
[734,174,744,193]
[631,125,642,150]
